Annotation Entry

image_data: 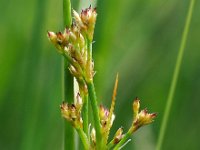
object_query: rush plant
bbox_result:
[47,2,156,150]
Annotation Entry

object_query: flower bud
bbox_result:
[73,9,85,29]
[69,31,77,43]
[99,105,115,127]
[78,33,85,50]
[99,105,109,126]
[113,127,124,144]
[69,65,80,79]
[76,93,83,110]
[133,97,140,121]
[47,31,57,44]
[91,128,96,145]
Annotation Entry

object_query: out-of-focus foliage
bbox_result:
[0,0,200,150]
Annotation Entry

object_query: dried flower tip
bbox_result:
[114,127,124,144]
[80,6,97,41]
[81,6,97,25]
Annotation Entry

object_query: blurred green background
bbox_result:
[0,0,200,149]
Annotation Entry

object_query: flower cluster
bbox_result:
[107,97,157,149]
[48,6,97,92]
[48,5,157,150]
[73,5,97,42]
[60,93,83,128]
[132,97,157,131]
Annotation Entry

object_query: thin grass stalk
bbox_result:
[156,1,196,150]
[62,0,74,150]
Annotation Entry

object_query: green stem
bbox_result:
[62,0,74,150]
[107,138,115,149]
[76,128,90,150]
[63,0,72,27]
[156,1,196,150]
[81,38,92,138]
[87,39,92,62]
[87,81,102,149]
[82,93,89,136]
[62,59,74,150]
